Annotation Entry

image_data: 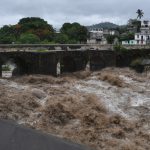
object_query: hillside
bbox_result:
[87,22,119,29]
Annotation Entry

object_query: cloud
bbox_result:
[0,0,149,28]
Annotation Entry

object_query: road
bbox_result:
[0,119,91,150]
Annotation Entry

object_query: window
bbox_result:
[141,36,143,40]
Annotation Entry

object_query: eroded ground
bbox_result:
[0,68,150,150]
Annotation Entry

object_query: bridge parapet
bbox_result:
[0,44,114,52]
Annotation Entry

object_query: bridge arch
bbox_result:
[0,55,29,77]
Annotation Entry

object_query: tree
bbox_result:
[127,19,141,32]
[106,35,118,44]
[136,9,144,20]
[0,17,55,44]
[120,32,134,41]
[60,22,88,43]
[0,25,16,44]
[55,33,69,44]
[19,33,40,44]
[17,17,55,41]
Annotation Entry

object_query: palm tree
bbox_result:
[136,9,144,20]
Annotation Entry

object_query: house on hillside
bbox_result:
[122,20,150,45]
[87,28,118,44]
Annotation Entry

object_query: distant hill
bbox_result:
[87,22,119,30]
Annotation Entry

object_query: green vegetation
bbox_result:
[127,19,141,32]
[19,33,40,44]
[35,49,50,52]
[59,22,88,44]
[0,17,88,44]
[2,65,11,71]
[130,58,144,73]
[113,44,128,52]
[106,35,119,44]
[130,58,142,67]
[87,22,119,30]
[0,10,145,45]
[119,32,134,41]
[136,9,144,20]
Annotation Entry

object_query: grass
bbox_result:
[35,49,50,52]
[2,65,11,71]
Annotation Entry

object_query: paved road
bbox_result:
[0,119,91,150]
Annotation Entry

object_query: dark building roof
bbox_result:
[0,119,91,150]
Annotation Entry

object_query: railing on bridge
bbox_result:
[0,44,150,52]
[0,44,114,52]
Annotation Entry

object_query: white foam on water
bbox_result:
[74,76,150,120]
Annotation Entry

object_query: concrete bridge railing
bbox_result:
[0,44,150,52]
[0,44,114,52]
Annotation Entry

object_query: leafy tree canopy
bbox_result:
[0,17,55,44]
[55,33,69,44]
[60,22,88,43]
[127,19,141,32]
[0,25,16,44]
[17,17,54,40]
[120,32,134,41]
[136,9,144,20]
[19,33,40,44]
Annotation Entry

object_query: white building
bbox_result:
[135,20,150,45]
[87,28,118,44]
[135,33,150,45]
[122,20,150,45]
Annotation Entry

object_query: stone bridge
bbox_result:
[0,44,150,77]
[0,49,116,77]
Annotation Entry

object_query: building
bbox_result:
[87,28,118,44]
[122,20,150,45]
[135,20,150,45]
[122,40,137,45]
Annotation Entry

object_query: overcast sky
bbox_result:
[0,0,149,28]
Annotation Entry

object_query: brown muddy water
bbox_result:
[0,68,150,150]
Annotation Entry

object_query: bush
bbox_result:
[19,33,40,44]
[130,58,144,73]
[130,58,142,67]
[114,44,128,52]
[2,65,11,71]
